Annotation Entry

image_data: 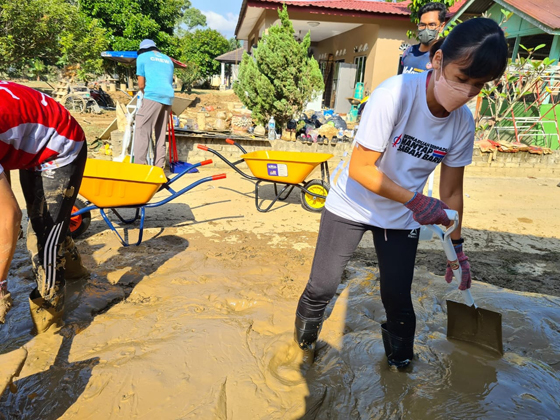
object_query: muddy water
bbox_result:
[1,230,559,419]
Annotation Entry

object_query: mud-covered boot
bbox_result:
[381,323,414,369]
[294,314,324,372]
[62,236,89,281]
[294,314,323,352]
[0,290,13,324]
[29,288,65,334]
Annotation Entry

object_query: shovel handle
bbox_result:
[427,210,476,308]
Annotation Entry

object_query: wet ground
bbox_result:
[1,171,559,419]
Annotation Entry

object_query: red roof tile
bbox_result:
[503,0,560,30]
[245,0,467,17]
[252,0,411,15]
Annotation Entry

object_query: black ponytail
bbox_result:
[439,18,508,80]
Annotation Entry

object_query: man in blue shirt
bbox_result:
[134,39,175,168]
[399,2,447,74]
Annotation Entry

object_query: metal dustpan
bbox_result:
[428,210,503,355]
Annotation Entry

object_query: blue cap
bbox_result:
[139,39,157,50]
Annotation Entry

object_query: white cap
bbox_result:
[139,39,157,50]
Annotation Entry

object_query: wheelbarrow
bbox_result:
[198,139,333,213]
[70,158,226,246]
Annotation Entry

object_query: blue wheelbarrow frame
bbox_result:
[71,159,225,246]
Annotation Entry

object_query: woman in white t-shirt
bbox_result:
[294,18,509,368]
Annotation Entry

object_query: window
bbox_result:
[354,56,367,86]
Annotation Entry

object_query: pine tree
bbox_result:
[234,5,324,128]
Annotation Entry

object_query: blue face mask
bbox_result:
[418,28,439,45]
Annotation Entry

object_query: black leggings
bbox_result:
[296,210,420,338]
[19,144,87,301]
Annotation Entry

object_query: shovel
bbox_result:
[428,210,503,355]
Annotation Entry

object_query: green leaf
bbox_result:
[501,9,514,20]
[533,44,546,52]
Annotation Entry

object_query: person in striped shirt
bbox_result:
[0,81,87,332]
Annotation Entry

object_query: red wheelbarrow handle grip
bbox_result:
[197,144,208,151]
[200,159,213,166]
[212,173,227,180]
[226,138,235,145]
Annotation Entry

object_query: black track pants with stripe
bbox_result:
[19,144,87,301]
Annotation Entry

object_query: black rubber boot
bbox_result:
[294,313,323,351]
[381,323,414,369]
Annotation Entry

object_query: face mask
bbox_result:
[433,58,481,112]
[418,28,439,45]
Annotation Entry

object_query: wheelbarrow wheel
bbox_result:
[301,179,330,213]
[70,197,91,239]
[62,94,87,113]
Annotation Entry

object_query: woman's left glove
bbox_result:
[445,244,471,290]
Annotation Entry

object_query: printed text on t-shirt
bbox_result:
[392,134,448,163]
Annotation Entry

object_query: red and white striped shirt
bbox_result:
[0,81,85,174]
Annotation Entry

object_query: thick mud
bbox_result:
[1,226,559,419]
[1,172,559,418]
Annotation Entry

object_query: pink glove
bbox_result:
[404,192,450,226]
[445,244,471,290]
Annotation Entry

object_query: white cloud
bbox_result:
[202,11,239,38]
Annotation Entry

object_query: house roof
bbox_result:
[215,48,245,64]
[236,0,467,38]
[451,0,560,33]
[501,0,560,30]
[244,0,411,16]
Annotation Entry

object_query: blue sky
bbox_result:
[190,0,244,39]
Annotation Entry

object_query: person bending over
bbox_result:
[294,18,508,368]
[0,81,87,332]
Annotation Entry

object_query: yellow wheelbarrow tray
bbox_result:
[198,139,333,213]
[70,158,226,246]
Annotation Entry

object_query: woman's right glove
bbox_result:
[404,192,450,226]
[445,244,471,290]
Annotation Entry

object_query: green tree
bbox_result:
[80,0,196,54]
[178,29,229,77]
[0,0,71,70]
[178,7,207,32]
[233,5,324,127]
[28,60,46,81]
[228,37,242,51]
[0,0,109,76]
[59,15,109,76]
[175,63,200,93]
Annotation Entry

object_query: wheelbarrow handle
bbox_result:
[225,138,248,154]
[427,209,476,308]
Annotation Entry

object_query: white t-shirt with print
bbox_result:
[326,71,475,230]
